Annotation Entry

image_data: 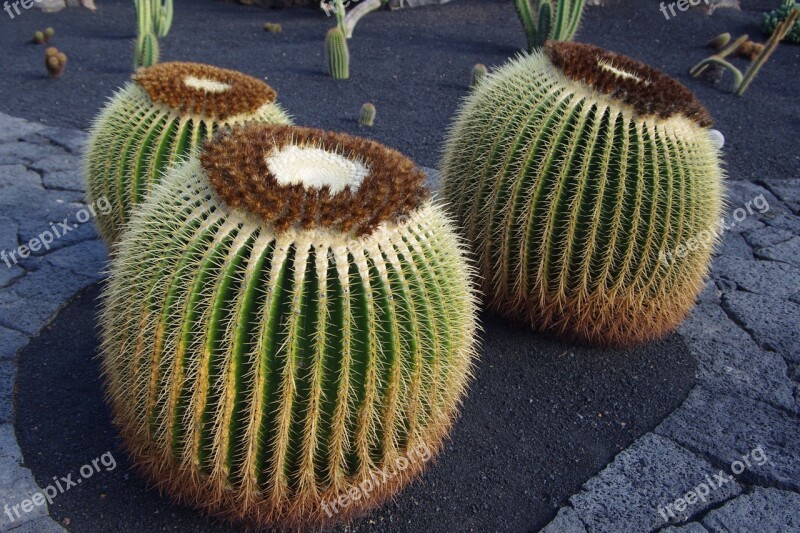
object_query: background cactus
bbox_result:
[763,0,800,44]
[134,31,159,68]
[100,124,478,529]
[470,63,487,88]
[442,42,725,346]
[45,47,67,78]
[84,62,292,244]
[514,0,585,52]
[263,22,282,33]
[325,27,350,79]
[359,102,376,125]
[135,0,173,38]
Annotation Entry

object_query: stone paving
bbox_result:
[0,111,797,532]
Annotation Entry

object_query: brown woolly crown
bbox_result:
[201,124,429,236]
[544,41,713,128]
[133,62,278,120]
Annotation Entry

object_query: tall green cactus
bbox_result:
[84,62,292,244]
[100,124,478,529]
[442,42,725,346]
[514,0,585,52]
[325,27,350,79]
[134,31,159,68]
[135,0,173,38]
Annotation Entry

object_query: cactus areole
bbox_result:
[101,124,478,528]
[442,42,725,346]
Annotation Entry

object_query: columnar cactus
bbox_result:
[359,102,376,126]
[514,0,585,52]
[325,27,350,79]
[84,62,292,244]
[471,63,488,88]
[442,42,725,346]
[134,31,159,68]
[100,124,479,528]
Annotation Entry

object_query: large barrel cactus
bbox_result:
[442,42,725,346]
[100,124,478,528]
[85,62,292,244]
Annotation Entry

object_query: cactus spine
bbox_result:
[100,124,478,529]
[471,64,487,88]
[84,62,292,244]
[325,27,350,80]
[359,102,376,126]
[442,42,725,346]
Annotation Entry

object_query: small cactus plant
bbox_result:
[45,47,67,78]
[359,102,376,126]
[134,32,160,68]
[707,32,731,49]
[470,63,487,88]
[325,26,349,79]
[84,62,292,244]
[33,28,55,44]
[442,42,725,346]
[763,0,800,44]
[100,123,479,529]
[263,22,282,33]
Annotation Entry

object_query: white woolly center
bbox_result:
[183,76,232,93]
[597,59,649,85]
[266,145,369,194]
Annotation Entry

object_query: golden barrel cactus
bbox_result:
[100,124,479,528]
[84,62,292,243]
[442,42,725,345]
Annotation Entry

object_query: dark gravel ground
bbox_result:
[7,0,797,531]
[16,285,694,532]
[0,0,797,176]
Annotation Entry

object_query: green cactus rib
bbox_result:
[514,0,585,52]
[442,50,724,346]
[84,77,291,244]
[325,27,350,80]
[100,160,478,528]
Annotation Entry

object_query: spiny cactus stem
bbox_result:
[737,8,799,95]
[514,0,537,52]
[536,2,552,48]
[565,0,585,38]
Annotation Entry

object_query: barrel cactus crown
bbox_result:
[85,62,292,244]
[100,124,479,528]
[442,42,725,346]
